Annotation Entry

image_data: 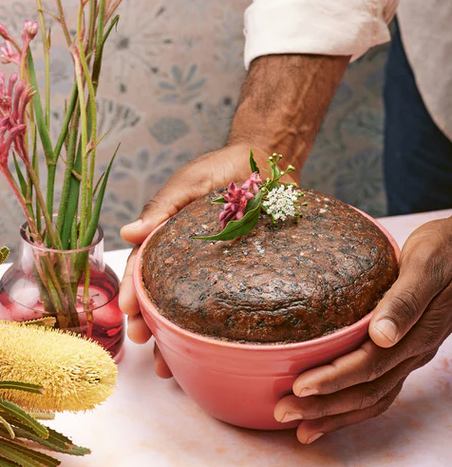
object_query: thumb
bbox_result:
[120,192,179,245]
[120,158,217,244]
[369,265,438,348]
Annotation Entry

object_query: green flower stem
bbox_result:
[87,0,98,54]
[56,103,81,248]
[24,160,62,249]
[36,253,80,330]
[11,154,35,226]
[36,0,51,128]
[54,254,80,329]
[83,260,93,338]
[56,0,72,46]
[72,45,89,242]
[78,36,98,222]
[80,144,118,248]
[92,0,108,92]
[34,256,65,315]
[106,0,122,21]
[31,124,41,234]
[26,51,56,225]
[70,217,77,250]
[46,162,57,236]
[61,144,82,249]
[53,83,78,163]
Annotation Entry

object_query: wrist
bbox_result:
[227,54,350,173]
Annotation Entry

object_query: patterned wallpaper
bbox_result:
[0,0,389,257]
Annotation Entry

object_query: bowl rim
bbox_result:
[133,209,401,351]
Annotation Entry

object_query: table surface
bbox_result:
[2,209,452,467]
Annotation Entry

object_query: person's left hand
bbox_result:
[274,217,452,444]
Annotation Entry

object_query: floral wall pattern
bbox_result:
[0,0,389,256]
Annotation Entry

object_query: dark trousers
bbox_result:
[383,19,452,216]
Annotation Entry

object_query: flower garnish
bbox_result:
[219,173,262,229]
[195,150,306,241]
[262,184,302,221]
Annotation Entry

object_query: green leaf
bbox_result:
[27,413,55,421]
[101,15,120,50]
[60,141,82,249]
[80,144,119,248]
[0,456,20,467]
[0,246,9,265]
[92,171,106,198]
[0,382,42,394]
[0,415,15,439]
[244,190,263,214]
[12,155,27,196]
[193,201,261,241]
[249,149,260,174]
[1,422,90,457]
[211,196,226,204]
[53,84,78,163]
[0,400,48,439]
[0,438,59,467]
[27,51,54,164]
[21,317,56,328]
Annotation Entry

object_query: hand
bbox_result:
[274,217,452,444]
[119,144,274,377]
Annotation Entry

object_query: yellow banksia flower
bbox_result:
[0,321,118,412]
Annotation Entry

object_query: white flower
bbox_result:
[262,184,300,221]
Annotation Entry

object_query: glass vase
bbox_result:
[0,221,125,362]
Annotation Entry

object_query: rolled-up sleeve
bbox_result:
[244,0,398,68]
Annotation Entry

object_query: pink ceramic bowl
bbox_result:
[133,213,400,431]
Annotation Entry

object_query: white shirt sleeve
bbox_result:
[244,0,399,68]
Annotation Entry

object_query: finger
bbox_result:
[292,340,400,397]
[154,343,173,379]
[127,314,153,344]
[295,380,404,444]
[119,246,140,317]
[369,253,444,348]
[276,351,434,423]
[369,220,452,348]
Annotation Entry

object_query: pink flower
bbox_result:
[241,172,262,194]
[218,172,262,229]
[0,41,20,65]
[0,71,33,168]
[0,124,26,169]
[0,24,14,42]
[22,20,38,42]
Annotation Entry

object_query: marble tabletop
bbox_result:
[2,208,452,466]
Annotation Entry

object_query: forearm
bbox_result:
[227,54,350,176]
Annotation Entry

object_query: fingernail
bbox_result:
[296,387,319,398]
[306,432,324,444]
[280,412,303,423]
[375,318,398,343]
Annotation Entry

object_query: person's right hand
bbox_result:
[119,143,283,377]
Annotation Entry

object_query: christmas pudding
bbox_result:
[141,154,398,344]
